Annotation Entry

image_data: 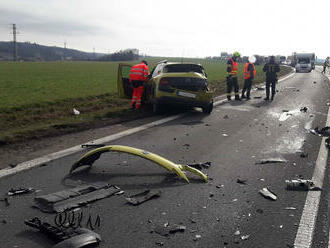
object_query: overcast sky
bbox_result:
[0,0,329,58]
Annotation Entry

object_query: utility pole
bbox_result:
[12,24,18,61]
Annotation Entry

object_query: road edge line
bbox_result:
[294,81,330,248]
[0,70,295,179]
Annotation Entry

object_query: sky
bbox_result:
[0,0,329,58]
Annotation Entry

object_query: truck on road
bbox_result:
[293,53,315,73]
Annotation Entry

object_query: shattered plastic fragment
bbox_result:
[259,187,277,201]
[284,207,297,210]
[73,108,80,115]
[222,134,229,137]
[7,187,34,196]
[234,230,241,236]
[81,144,106,148]
[236,178,247,185]
[169,225,186,233]
[241,235,250,240]
[194,234,202,241]
[125,190,161,205]
[188,162,212,170]
[255,158,288,164]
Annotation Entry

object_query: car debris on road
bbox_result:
[310,126,330,137]
[255,158,288,164]
[81,144,106,149]
[7,187,35,196]
[285,179,321,191]
[125,190,161,206]
[69,145,208,183]
[25,217,101,248]
[259,187,277,201]
[34,182,120,213]
[187,161,212,170]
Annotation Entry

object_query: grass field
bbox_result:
[0,59,292,143]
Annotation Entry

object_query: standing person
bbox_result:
[226,52,240,101]
[263,56,280,101]
[241,56,257,100]
[129,60,149,109]
[322,60,328,74]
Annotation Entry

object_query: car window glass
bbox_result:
[163,64,203,74]
[152,64,163,77]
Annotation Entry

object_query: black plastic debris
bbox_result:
[169,225,186,234]
[81,144,106,149]
[256,86,265,90]
[300,107,308,112]
[0,197,10,206]
[34,182,120,213]
[310,126,330,137]
[25,217,101,248]
[285,179,321,191]
[188,162,212,170]
[300,152,308,158]
[125,190,161,206]
[7,187,35,196]
[326,137,330,148]
[253,96,262,99]
[236,178,247,185]
[259,187,277,201]
[255,158,287,164]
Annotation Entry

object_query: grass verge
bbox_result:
[0,61,292,144]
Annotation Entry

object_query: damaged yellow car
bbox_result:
[117,60,214,114]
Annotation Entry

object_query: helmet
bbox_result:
[233,51,240,57]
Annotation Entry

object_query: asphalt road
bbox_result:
[0,69,329,248]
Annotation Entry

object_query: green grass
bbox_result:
[0,59,292,143]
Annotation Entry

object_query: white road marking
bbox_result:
[0,71,295,179]
[294,75,330,248]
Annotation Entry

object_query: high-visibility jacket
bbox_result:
[129,63,149,82]
[228,58,239,76]
[244,62,256,79]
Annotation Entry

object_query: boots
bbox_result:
[235,95,241,101]
[227,96,231,101]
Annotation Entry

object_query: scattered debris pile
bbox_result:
[286,179,321,191]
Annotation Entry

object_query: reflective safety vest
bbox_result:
[229,58,239,76]
[244,62,256,79]
[129,63,149,82]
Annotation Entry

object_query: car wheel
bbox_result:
[202,101,213,114]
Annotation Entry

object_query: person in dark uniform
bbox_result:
[226,52,240,101]
[322,60,328,74]
[263,56,280,101]
[241,56,256,100]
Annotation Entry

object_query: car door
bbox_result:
[117,63,132,98]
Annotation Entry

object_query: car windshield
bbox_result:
[163,64,204,74]
[298,58,310,64]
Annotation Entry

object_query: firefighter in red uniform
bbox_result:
[241,56,256,100]
[226,52,240,101]
[129,60,149,109]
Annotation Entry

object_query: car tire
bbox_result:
[202,101,213,114]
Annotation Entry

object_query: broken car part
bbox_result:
[34,182,120,213]
[259,187,277,201]
[81,144,106,148]
[285,179,321,191]
[255,158,288,164]
[300,107,308,112]
[69,145,208,183]
[126,190,161,205]
[187,162,212,170]
[310,126,330,137]
[7,187,34,196]
[236,178,247,184]
[25,217,101,248]
[0,197,10,206]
